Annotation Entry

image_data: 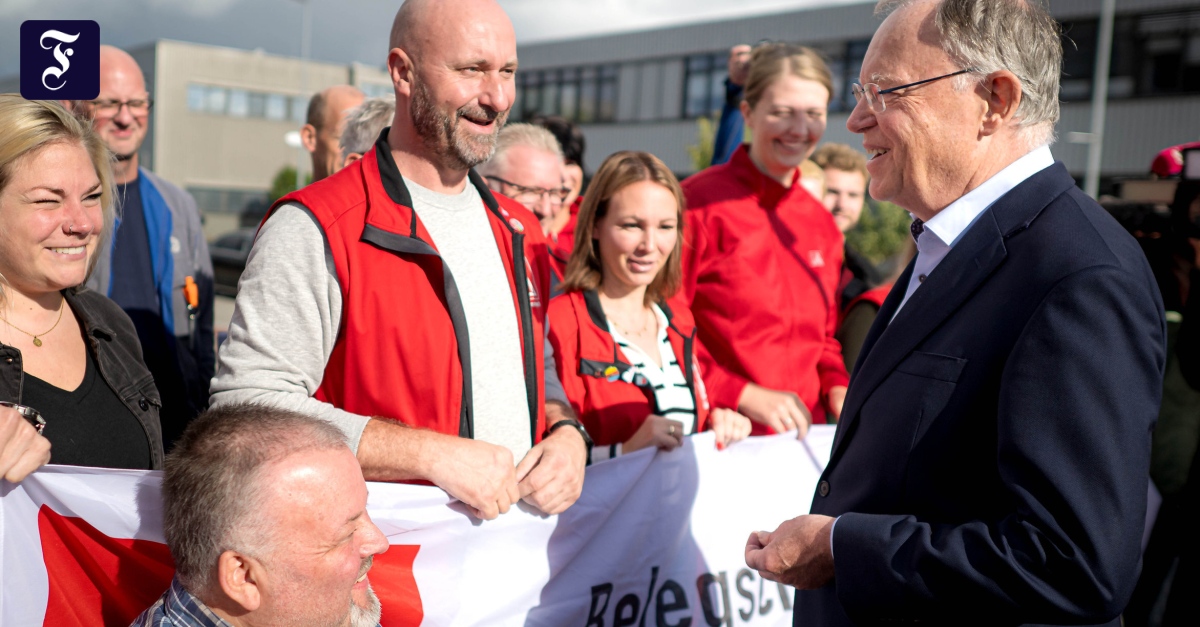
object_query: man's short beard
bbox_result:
[410,76,507,172]
[349,582,382,627]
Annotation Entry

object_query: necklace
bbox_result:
[0,298,65,347]
[608,308,653,337]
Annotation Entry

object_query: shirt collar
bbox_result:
[922,145,1054,247]
[162,577,233,627]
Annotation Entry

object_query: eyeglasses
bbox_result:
[85,98,154,118]
[485,175,570,205]
[850,68,975,113]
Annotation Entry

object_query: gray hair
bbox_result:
[340,96,396,161]
[877,0,1062,148]
[162,404,349,594]
[478,122,563,177]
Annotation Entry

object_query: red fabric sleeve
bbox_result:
[678,208,749,411]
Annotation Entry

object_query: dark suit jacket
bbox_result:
[796,163,1166,627]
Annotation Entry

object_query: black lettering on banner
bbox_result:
[615,594,640,627]
[777,582,793,611]
[588,583,614,627]
[637,566,659,626]
[696,572,733,627]
[735,569,755,622]
[758,573,773,615]
[655,579,692,627]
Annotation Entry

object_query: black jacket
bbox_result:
[0,289,164,469]
[800,163,1165,627]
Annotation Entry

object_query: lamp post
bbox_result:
[290,0,313,191]
[1084,0,1116,199]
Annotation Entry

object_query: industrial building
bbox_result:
[1,39,390,231]
[2,0,1198,226]
[513,0,1200,190]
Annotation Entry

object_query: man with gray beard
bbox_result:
[211,0,589,521]
[131,404,389,627]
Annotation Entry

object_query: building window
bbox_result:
[187,84,206,112]
[598,64,618,122]
[541,71,561,117]
[683,53,724,118]
[842,40,870,112]
[247,92,267,118]
[186,83,314,121]
[559,67,580,120]
[1137,10,1200,95]
[291,95,309,123]
[266,93,288,120]
[579,66,598,122]
[204,86,228,115]
[228,89,249,118]
[515,63,620,124]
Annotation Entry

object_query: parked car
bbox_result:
[210,228,256,297]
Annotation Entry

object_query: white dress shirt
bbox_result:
[892,145,1055,318]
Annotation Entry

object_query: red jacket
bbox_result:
[548,289,711,447]
[678,145,849,431]
[839,284,893,326]
[270,140,551,443]
[548,196,582,279]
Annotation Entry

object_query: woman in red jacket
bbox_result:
[549,151,751,461]
[679,43,849,436]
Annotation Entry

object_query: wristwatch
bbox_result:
[545,418,594,463]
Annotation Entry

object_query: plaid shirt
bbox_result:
[129,577,231,627]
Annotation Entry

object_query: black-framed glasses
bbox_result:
[485,175,569,205]
[850,68,975,113]
[85,98,154,118]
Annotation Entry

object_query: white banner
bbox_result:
[0,426,834,626]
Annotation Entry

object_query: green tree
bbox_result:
[845,199,911,265]
[268,165,313,204]
[686,116,716,173]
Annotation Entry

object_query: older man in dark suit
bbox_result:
[745,1,1166,626]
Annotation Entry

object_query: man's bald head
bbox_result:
[83,45,150,176]
[302,85,365,181]
[385,0,518,186]
[99,45,145,85]
[390,0,513,57]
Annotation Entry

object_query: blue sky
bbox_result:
[0,0,869,78]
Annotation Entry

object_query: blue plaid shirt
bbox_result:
[129,577,231,627]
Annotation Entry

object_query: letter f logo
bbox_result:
[21,21,99,101]
[40,30,81,91]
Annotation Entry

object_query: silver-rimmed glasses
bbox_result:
[850,68,976,113]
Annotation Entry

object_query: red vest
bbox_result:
[839,284,893,326]
[548,289,711,447]
[269,142,550,443]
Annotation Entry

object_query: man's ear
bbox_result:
[300,123,319,153]
[216,550,264,612]
[980,70,1022,138]
[388,48,416,99]
[344,152,363,166]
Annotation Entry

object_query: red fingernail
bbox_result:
[716,442,725,451]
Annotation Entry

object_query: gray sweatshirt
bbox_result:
[210,185,567,459]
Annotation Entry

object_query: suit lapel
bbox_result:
[827,162,1077,464]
